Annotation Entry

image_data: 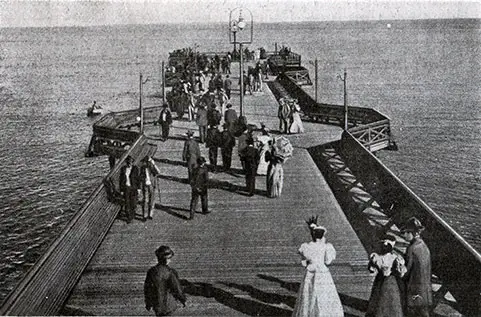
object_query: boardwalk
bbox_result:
[64,73,373,316]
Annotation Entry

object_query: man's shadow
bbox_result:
[156,204,190,220]
[209,179,268,197]
[180,280,292,316]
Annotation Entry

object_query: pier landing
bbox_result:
[64,77,373,316]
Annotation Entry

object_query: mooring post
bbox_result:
[343,69,348,130]
[315,58,318,103]
[161,61,165,104]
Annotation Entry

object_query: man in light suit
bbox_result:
[140,155,161,221]
[144,245,186,316]
[119,155,140,223]
[401,217,433,317]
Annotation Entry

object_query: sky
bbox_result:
[0,0,479,28]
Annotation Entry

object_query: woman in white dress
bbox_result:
[256,126,272,176]
[292,217,344,317]
[289,101,305,134]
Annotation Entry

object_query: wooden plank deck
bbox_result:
[64,71,373,316]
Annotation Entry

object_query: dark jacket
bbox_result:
[191,165,209,193]
[220,130,235,149]
[140,162,160,186]
[182,139,201,166]
[404,237,433,308]
[119,164,140,192]
[207,108,221,127]
[206,127,222,148]
[224,78,232,90]
[224,108,238,125]
[242,145,259,176]
[144,264,186,315]
[158,108,173,125]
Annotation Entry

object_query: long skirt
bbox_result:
[290,112,305,134]
[292,269,344,317]
[266,163,283,198]
[366,274,404,317]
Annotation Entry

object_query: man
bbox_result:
[144,245,186,316]
[206,125,221,173]
[207,103,222,128]
[224,103,238,134]
[196,104,208,143]
[189,157,209,219]
[158,103,173,141]
[278,99,291,134]
[224,75,232,99]
[237,125,253,171]
[220,123,235,171]
[140,156,161,221]
[238,70,250,95]
[401,217,433,317]
[242,137,259,196]
[182,130,201,182]
[119,156,140,223]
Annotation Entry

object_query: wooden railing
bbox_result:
[86,106,163,157]
[339,132,481,316]
[273,73,396,152]
[0,136,157,316]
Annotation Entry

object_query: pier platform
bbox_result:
[64,75,374,316]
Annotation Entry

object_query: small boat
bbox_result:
[87,107,102,117]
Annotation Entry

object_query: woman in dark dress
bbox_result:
[366,234,407,317]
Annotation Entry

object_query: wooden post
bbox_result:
[161,61,165,104]
[314,58,318,103]
[275,42,277,55]
[239,42,244,117]
[139,73,144,134]
[343,69,348,131]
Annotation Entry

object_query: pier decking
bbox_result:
[64,77,373,316]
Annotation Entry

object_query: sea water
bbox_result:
[0,19,479,302]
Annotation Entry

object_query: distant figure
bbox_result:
[220,123,235,171]
[242,137,259,196]
[108,155,116,170]
[140,156,161,221]
[196,105,208,143]
[119,156,140,224]
[158,103,173,141]
[189,157,209,219]
[206,125,221,173]
[366,234,407,317]
[224,75,232,99]
[87,100,102,117]
[256,124,272,176]
[182,130,201,182]
[278,99,291,134]
[292,217,344,317]
[401,217,433,317]
[289,102,304,134]
[144,246,186,316]
[224,103,238,134]
[265,147,284,198]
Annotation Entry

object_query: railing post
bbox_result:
[314,58,318,103]
[343,69,348,130]
[139,73,144,134]
[161,61,165,104]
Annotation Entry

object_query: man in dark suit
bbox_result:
[242,137,259,196]
[189,157,209,219]
[144,245,186,316]
[182,130,200,182]
[158,103,173,141]
[196,104,208,143]
[206,125,221,173]
[207,103,222,128]
[224,75,232,99]
[119,155,140,223]
[224,103,238,134]
[220,123,235,171]
[401,217,433,317]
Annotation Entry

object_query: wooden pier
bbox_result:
[63,74,373,316]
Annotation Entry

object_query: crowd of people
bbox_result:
[142,216,433,317]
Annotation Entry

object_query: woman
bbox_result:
[256,125,272,176]
[292,217,344,317]
[366,234,406,317]
[265,147,284,198]
[289,101,305,134]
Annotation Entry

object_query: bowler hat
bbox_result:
[155,245,174,259]
[401,217,425,233]
[197,156,206,165]
[186,130,194,136]
[226,103,233,108]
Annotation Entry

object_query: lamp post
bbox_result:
[139,73,150,134]
[338,69,348,130]
[229,7,253,117]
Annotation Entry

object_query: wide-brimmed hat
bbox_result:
[400,217,425,233]
[379,233,397,247]
[155,245,174,259]
[186,130,194,136]
[197,156,206,165]
[226,103,233,108]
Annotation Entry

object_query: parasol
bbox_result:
[272,136,293,161]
